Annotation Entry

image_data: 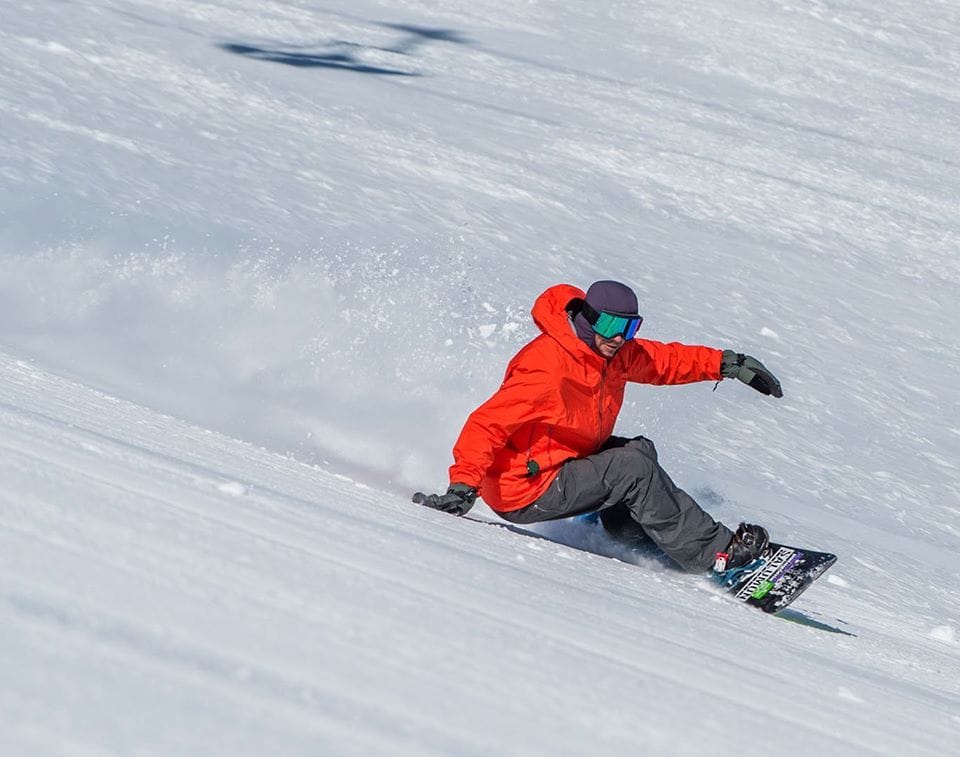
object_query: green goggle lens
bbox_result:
[592,311,643,340]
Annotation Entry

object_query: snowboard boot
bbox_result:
[713,522,770,572]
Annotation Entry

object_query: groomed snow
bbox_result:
[1,1,958,754]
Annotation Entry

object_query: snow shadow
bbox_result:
[469,512,677,572]
[219,43,418,76]
[219,24,472,77]
[376,23,472,53]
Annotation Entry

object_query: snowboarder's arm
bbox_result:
[622,339,724,385]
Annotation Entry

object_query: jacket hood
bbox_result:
[530,284,602,364]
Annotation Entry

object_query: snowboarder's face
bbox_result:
[594,332,625,359]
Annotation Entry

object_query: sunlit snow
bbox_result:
[1,1,958,754]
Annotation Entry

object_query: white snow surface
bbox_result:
[1,0,959,754]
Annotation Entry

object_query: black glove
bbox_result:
[412,483,478,516]
[721,350,783,398]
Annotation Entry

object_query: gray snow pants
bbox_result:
[498,436,733,572]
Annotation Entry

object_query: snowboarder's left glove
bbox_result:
[412,483,477,516]
[721,350,783,398]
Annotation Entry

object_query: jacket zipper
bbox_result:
[597,363,607,447]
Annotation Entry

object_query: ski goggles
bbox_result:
[581,301,644,340]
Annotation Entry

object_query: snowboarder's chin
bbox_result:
[596,338,623,358]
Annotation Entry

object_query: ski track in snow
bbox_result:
[1,0,960,753]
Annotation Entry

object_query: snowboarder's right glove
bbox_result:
[721,350,783,398]
[412,483,477,516]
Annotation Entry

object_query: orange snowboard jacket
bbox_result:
[449,284,724,513]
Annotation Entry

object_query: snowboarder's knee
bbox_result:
[624,435,658,461]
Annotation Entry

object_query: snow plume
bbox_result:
[0,237,528,484]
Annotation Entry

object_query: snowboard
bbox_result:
[712,542,837,614]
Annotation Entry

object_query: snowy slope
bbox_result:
[2,352,958,755]
[1,0,959,753]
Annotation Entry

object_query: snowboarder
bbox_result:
[413,281,781,574]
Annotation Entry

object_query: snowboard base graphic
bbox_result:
[713,542,837,614]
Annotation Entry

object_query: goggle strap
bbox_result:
[580,300,601,326]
